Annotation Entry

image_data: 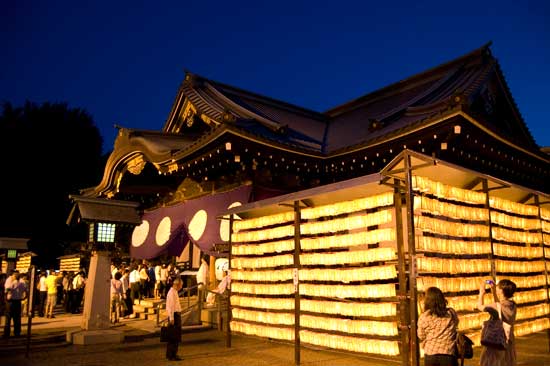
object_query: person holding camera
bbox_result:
[477,279,517,366]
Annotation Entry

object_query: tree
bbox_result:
[0,101,105,267]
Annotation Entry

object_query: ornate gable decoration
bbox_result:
[171,100,215,135]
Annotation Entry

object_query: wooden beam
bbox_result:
[293,200,302,365]
[394,182,409,366]
[463,177,483,190]
[404,152,419,366]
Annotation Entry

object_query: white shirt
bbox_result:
[129,270,139,284]
[154,265,161,282]
[160,267,168,281]
[196,262,208,287]
[121,273,130,292]
[39,276,47,291]
[165,286,181,321]
[73,274,84,290]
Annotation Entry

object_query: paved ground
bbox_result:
[1,314,550,365]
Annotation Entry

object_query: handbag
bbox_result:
[480,317,507,350]
[456,332,474,359]
[160,324,177,342]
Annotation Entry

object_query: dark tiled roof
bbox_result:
[166,43,539,160]
[324,45,496,152]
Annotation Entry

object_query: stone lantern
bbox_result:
[66,196,141,345]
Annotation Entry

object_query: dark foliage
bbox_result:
[0,101,105,267]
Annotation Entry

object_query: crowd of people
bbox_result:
[1,268,87,338]
[109,260,181,323]
[2,261,520,365]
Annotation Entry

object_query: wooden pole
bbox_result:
[293,200,302,366]
[226,214,234,348]
[26,265,36,358]
[394,181,410,366]
[404,152,419,366]
[482,179,499,303]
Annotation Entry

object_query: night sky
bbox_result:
[2,1,549,152]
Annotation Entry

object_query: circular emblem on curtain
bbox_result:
[188,209,207,241]
[156,216,172,246]
[132,220,150,247]
[219,201,242,241]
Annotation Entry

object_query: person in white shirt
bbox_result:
[71,271,85,314]
[159,264,169,298]
[37,272,47,317]
[154,264,161,298]
[4,270,27,338]
[206,270,230,306]
[196,256,209,303]
[165,277,183,361]
[129,266,140,303]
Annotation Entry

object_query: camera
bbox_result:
[485,279,494,285]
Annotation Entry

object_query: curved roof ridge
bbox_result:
[492,60,538,148]
[371,67,460,122]
[204,81,284,132]
[186,71,327,120]
[325,42,493,117]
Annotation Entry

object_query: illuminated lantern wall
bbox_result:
[413,176,550,346]
[231,192,400,356]
[228,174,550,359]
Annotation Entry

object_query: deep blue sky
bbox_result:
[2,1,549,152]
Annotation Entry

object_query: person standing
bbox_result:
[37,271,47,317]
[417,287,459,366]
[121,268,132,317]
[165,277,183,361]
[159,264,169,299]
[196,255,209,303]
[110,272,123,323]
[154,263,161,299]
[139,264,149,300]
[61,272,69,313]
[71,271,85,314]
[45,269,58,318]
[3,269,28,338]
[0,273,6,328]
[129,265,140,310]
[477,279,517,366]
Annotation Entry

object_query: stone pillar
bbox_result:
[81,251,111,330]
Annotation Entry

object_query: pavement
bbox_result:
[1,313,550,365]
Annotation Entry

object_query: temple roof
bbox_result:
[88,43,548,198]
[160,43,539,157]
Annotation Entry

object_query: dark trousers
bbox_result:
[124,289,133,316]
[70,289,83,313]
[4,299,22,337]
[139,279,147,299]
[130,282,140,303]
[38,291,47,316]
[166,312,182,359]
[424,354,458,366]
